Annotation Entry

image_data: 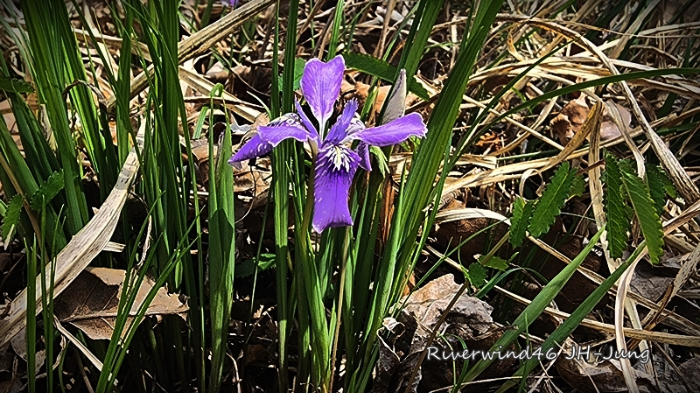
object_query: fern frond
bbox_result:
[620,162,665,264]
[528,162,575,238]
[569,174,586,197]
[603,152,631,259]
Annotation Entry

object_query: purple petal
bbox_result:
[301,56,345,129]
[350,113,427,147]
[325,99,358,145]
[229,133,273,163]
[257,113,315,147]
[312,145,360,232]
[295,99,318,139]
[357,142,371,171]
[346,115,365,136]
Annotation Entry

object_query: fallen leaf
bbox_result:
[373,274,502,392]
[600,101,631,141]
[630,257,675,302]
[551,95,589,144]
[54,267,188,341]
[9,328,44,375]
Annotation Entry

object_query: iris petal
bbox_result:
[258,113,315,147]
[301,56,345,129]
[350,113,427,146]
[229,133,273,164]
[357,142,371,171]
[295,99,319,139]
[312,145,360,232]
[326,99,358,145]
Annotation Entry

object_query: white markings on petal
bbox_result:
[322,145,353,172]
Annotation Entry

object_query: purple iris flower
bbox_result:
[222,0,239,7]
[229,55,427,232]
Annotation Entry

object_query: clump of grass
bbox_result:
[0,1,698,392]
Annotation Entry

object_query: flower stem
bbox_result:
[328,227,350,391]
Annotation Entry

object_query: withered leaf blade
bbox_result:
[54,267,188,341]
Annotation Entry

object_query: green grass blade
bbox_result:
[327,0,345,59]
[343,52,430,100]
[21,0,90,235]
[464,227,604,382]
[208,111,236,393]
[403,0,503,232]
[495,243,648,392]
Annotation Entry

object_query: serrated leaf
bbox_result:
[660,170,677,199]
[479,255,509,271]
[1,195,23,241]
[29,170,64,211]
[0,77,34,93]
[234,254,276,278]
[528,163,576,238]
[343,52,431,100]
[620,163,664,264]
[467,263,487,287]
[646,165,670,216]
[603,152,631,259]
[510,197,533,247]
[569,174,586,197]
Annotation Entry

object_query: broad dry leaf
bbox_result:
[54,267,187,341]
[9,328,44,375]
[551,95,589,143]
[372,274,501,392]
[600,101,631,141]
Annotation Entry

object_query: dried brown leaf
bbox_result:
[54,267,187,341]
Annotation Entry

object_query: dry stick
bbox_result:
[651,341,694,393]
[491,285,700,347]
[462,95,564,150]
[104,0,275,113]
[612,198,700,390]
[373,0,397,58]
[298,0,328,41]
[521,9,700,385]
[439,109,689,197]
